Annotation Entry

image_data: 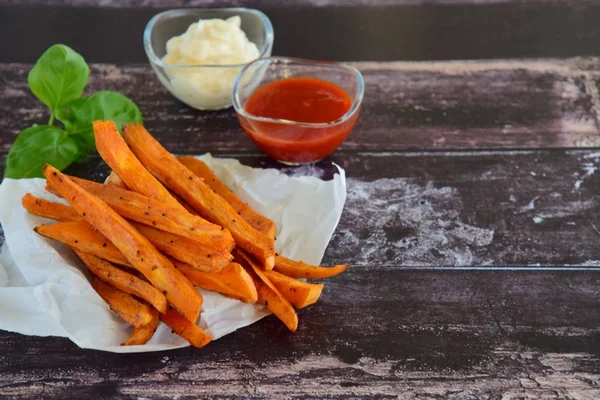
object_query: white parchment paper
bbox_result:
[0,154,346,353]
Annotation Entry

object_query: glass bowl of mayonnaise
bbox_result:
[144,8,274,110]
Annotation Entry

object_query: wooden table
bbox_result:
[1,1,600,398]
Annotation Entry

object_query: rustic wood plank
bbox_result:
[2,2,600,397]
[60,149,600,267]
[0,0,577,6]
[327,149,600,268]
[1,269,599,398]
[2,60,600,153]
[3,112,600,397]
[4,149,600,268]
[2,2,600,63]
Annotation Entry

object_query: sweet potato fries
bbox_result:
[21,120,349,348]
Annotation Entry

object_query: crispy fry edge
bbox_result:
[160,308,212,348]
[91,278,154,328]
[123,123,275,269]
[93,120,186,211]
[237,251,298,332]
[122,309,159,346]
[43,164,203,323]
[74,249,168,314]
[274,255,350,279]
[264,269,324,309]
[177,156,276,239]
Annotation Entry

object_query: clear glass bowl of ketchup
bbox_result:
[233,57,364,165]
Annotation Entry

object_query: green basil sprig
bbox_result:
[4,44,143,179]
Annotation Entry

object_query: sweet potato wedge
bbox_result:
[22,193,82,222]
[123,123,275,269]
[44,181,233,263]
[178,156,277,239]
[74,249,168,314]
[47,176,234,253]
[168,189,199,215]
[35,213,228,273]
[43,165,202,323]
[263,270,323,309]
[133,223,231,271]
[122,308,159,346]
[25,193,229,271]
[175,261,258,303]
[274,255,349,279]
[237,251,298,332]
[160,308,212,348]
[106,171,128,189]
[91,278,154,328]
[93,120,185,211]
[35,221,130,266]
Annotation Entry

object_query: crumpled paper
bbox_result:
[0,154,346,353]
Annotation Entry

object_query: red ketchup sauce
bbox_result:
[239,77,357,163]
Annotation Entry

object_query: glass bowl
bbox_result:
[144,8,274,110]
[233,57,364,165]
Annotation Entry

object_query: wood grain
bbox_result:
[4,148,600,268]
[328,149,600,268]
[1,269,599,398]
[1,10,600,393]
[3,2,600,63]
[2,60,600,153]
[0,0,578,6]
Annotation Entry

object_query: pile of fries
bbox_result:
[21,120,348,347]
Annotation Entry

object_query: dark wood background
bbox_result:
[1,1,600,398]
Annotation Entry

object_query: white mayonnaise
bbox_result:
[161,16,260,110]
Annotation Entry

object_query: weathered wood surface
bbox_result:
[3,147,600,396]
[2,60,600,153]
[3,74,600,395]
[2,61,600,396]
[1,268,600,398]
[3,2,600,63]
[4,149,600,268]
[0,0,580,6]
[2,1,600,397]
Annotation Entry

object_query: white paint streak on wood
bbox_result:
[327,177,494,267]
[2,351,598,398]
[355,150,538,157]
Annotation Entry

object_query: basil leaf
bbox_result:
[57,91,143,157]
[28,44,89,112]
[4,125,80,179]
